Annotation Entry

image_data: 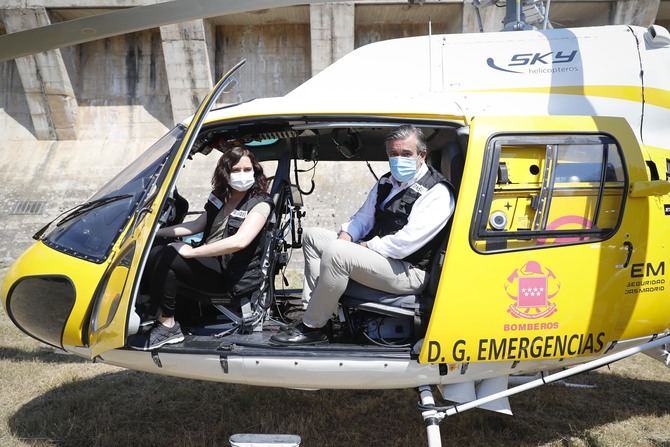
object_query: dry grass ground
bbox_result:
[1,268,669,446]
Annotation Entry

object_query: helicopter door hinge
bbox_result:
[151,351,162,368]
[219,354,229,374]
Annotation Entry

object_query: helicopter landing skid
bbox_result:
[418,385,445,447]
[415,333,670,447]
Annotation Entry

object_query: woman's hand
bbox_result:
[169,241,195,258]
[158,212,208,239]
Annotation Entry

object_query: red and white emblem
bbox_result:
[505,261,560,319]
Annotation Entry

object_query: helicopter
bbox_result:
[2,1,670,446]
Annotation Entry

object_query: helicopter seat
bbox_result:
[176,196,282,334]
[173,213,273,331]
[340,281,420,318]
[175,284,247,325]
[338,281,422,343]
[338,221,452,342]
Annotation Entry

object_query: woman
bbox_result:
[133,146,272,350]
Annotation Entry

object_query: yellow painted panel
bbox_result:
[420,116,662,365]
[87,195,159,355]
[1,241,106,347]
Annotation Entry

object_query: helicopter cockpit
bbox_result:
[131,117,466,349]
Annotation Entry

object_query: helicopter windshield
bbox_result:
[43,125,186,263]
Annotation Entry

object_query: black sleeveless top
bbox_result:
[202,191,273,298]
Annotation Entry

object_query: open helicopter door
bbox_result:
[420,115,659,365]
[87,61,245,357]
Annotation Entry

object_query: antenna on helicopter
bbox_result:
[428,16,433,91]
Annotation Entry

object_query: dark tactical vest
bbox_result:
[203,191,273,298]
[363,165,450,270]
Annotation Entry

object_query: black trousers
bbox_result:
[146,244,225,318]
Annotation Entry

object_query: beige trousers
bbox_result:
[301,227,426,328]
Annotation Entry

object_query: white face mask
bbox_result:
[229,171,255,192]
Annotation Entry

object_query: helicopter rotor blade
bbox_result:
[0,0,322,62]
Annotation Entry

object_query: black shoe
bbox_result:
[270,322,328,345]
[129,321,184,351]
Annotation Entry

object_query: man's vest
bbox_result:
[203,191,274,298]
[363,165,450,270]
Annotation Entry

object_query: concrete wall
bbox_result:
[355,4,462,47]
[215,24,311,103]
[60,30,173,139]
[0,138,158,266]
[356,22,448,47]
[0,22,32,141]
[0,60,35,141]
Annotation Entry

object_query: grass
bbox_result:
[1,267,669,446]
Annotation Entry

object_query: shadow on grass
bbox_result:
[7,367,670,447]
[0,346,88,364]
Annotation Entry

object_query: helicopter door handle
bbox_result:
[617,241,633,269]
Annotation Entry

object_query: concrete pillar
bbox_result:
[613,0,660,27]
[203,19,216,83]
[462,1,506,33]
[310,2,355,76]
[1,8,78,140]
[160,19,213,124]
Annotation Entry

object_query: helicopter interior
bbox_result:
[132,118,467,351]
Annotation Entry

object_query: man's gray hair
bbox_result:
[385,125,427,155]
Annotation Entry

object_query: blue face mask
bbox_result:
[389,156,417,183]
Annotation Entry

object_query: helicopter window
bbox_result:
[472,135,626,253]
[41,126,185,263]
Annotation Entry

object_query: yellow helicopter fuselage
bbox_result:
[3,25,670,390]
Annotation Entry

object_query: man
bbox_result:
[271,125,455,344]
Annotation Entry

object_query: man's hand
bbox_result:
[169,241,195,258]
[337,231,352,242]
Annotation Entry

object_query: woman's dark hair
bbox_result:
[212,146,269,202]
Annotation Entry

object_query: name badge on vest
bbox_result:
[231,209,248,219]
[409,183,428,195]
[208,193,224,209]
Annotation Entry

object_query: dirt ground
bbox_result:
[1,269,669,446]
